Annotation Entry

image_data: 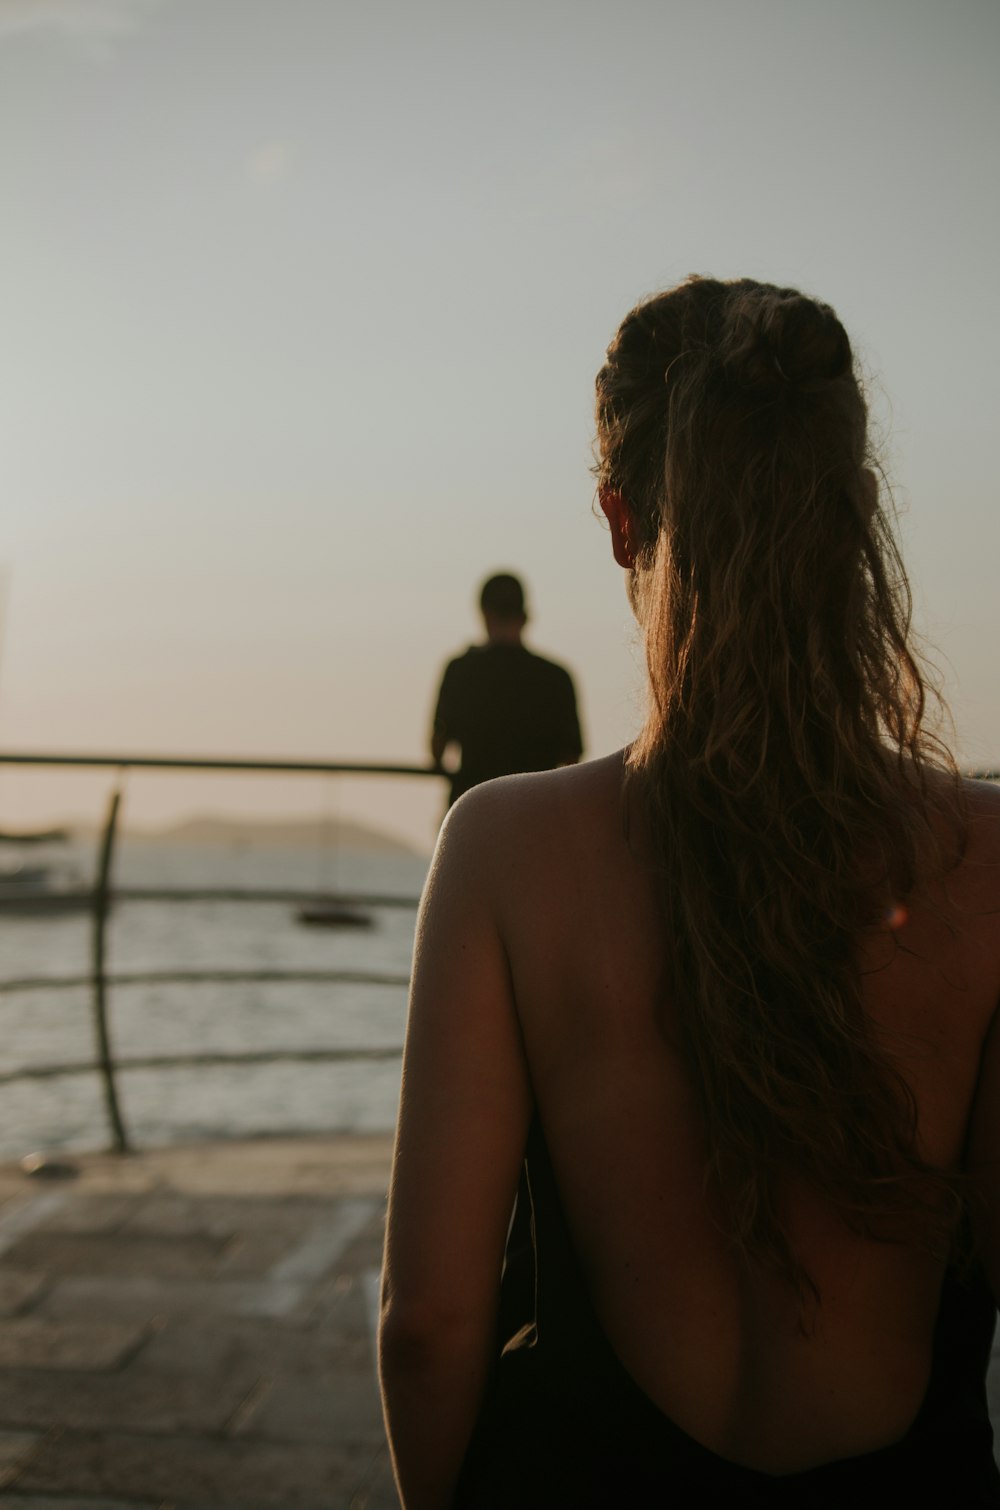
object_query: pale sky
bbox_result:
[0,0,997,851]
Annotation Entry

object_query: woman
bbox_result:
[379,277,1000,1506]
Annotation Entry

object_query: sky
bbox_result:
[0,0,997,852]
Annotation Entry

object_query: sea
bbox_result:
[0,833,430,1160]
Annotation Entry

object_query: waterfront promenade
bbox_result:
[1,1132,1000,1509]
[0,1135,398,1509]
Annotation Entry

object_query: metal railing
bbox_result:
[0,751,446,1154]
[1,751,997,1158]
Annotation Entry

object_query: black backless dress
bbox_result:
[455,1118,1000,1508]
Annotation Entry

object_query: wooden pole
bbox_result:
[91,785,129,1153]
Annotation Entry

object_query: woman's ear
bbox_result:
[598,487,636,569]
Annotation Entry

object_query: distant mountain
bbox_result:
[128,814,423,855]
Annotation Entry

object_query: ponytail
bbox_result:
[596,277,963,1296]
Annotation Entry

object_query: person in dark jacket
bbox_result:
[430,573,583,807]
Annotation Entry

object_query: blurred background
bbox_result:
[0,0,997,1155]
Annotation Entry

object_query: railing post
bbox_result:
[91,784,130,1153]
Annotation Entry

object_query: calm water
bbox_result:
[0,835,429,1158]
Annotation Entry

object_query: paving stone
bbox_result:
[214,1228,302,1276]
[35,1193,140,1235]
[0,1269,46,1316]
[1,1497,161,1508]
[0,1365,253,1434]
[0,1318,146,1370]
[117,1317,239,1376]
[135,1136,394,1200]
[336,1214,387,1278]
[12,1428,371,1508]
[133,1315,368,1382]
[78,1136,393,1201]
[307,1271,379,1340]
[124,1194,329,1239]
[0,1430,41,1489]
[346,1447,401,1510]
[0,1192,72,1260]
[4,1232,231,1279]
[267,1201,378,1291]
[40,1276,302,1323]
[236,1372,385,1447]
[0,1185,36,1213]
[360,1270,381,1350]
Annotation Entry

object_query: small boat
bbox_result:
[0,828,70,845]
[0,864,51,888]
[0,859,94,915]
[0,883,95,914]
[295,901,374,929]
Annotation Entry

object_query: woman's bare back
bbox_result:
[487,752,1000,1472]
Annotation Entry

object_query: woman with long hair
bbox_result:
[378,277,1000,1506]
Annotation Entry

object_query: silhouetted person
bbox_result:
[430,573,583,807]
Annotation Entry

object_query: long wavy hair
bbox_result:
[595,276,963,1296]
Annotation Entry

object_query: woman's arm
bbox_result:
[379,787,533,1510]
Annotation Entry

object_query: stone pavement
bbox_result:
[0,1135,399,1510]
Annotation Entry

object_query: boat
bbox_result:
[0,863,95,914]
[0,864,51,888]
[295,900,374,929]
[0,828,71,845]
[0,838,94,915]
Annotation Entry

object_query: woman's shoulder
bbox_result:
[933,771,1000,874]
[434,754,627,900]
[445,752,625,833]
[892,763,1000,868]
[955,774,1000,897]
[961,772,1000,824]
[907,772,1000,960]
